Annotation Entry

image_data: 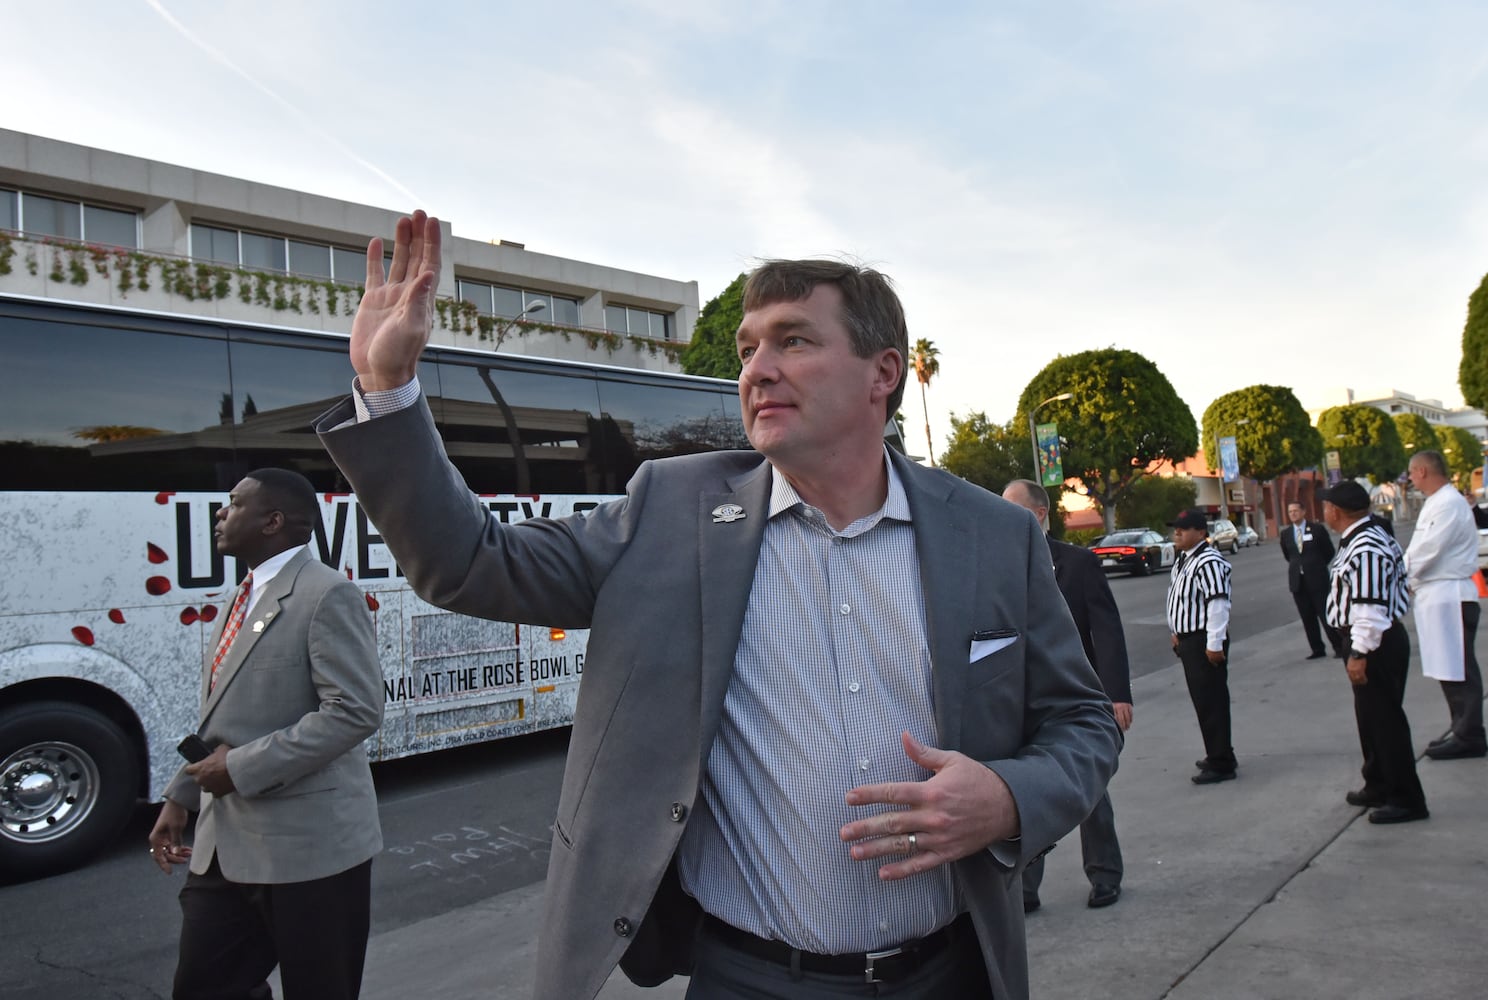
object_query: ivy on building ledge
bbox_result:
[0,231,685,362]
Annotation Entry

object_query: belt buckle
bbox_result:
[863,946,904,984]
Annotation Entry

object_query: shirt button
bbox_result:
[614,917,634,937]
[859,758,870,771]
[848,681,860,693]
[839,604,851,615]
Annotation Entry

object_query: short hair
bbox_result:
[1410,450,1448,478]
[1286,500,1303,510]
[1004,479,1049,510]
[743,259,910,417]
[245,468,317,542]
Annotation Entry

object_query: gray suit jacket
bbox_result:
[166,548,384,885]
[318,396,1120,1000]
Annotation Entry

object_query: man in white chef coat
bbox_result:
[1404,450,1484,760]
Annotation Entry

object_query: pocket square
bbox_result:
[970,628,1019,662]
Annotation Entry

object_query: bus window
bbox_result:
[433,360,604,495]
[595,378,750,486]
[0,314,232,491]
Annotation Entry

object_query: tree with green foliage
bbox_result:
[1316,405,1407,483]
[1017,349,1197,532]
[910,338,941,466]
[1459,270,1488,411]
[1432,423,1485,485]
[1199,385,1322,481]
[681,273,746,379]
[1390,413,1439,457]
[940,412,1032,494]
[1115,475,1198,530]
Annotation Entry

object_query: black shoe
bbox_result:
[1023,895,1041,914]
[1425,735,1487,760]
[1087,883,1121,908]
[1427,733,1451,749]
[1345,788,1385,808]
[1367,805,1429,824]
[1306,650,1327,660]
[1192,769,1236,785]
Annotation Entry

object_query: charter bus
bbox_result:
[0,294,904,876]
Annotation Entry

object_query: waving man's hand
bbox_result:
[350,210,442,391]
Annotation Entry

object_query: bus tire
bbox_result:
[0,701,140,880]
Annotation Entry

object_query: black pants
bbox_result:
[1438,601,1485,747]
[1353,623,1427,811]
[173,855,373,1000]
[1176,633,1235,771]
[1022,790,1122,900]
[1291,577,1338,656]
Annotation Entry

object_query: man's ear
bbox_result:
[262,510,286,536]
[871,348,904,403]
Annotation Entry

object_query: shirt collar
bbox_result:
[246,543,306,593]
[766,447,911,534]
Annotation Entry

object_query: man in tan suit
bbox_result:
[148,468,384,1000]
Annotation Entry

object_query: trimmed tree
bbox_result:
[1432,423,1485,485]
[940,412,1033,494]
[1017,349,1198,532]
[681,273,745,379]
[1316,404,1407,483]
[1115,474,1199,530]
[1460,270,1488,411]
[1391,413,1439,457]
[1200,385,1323,481]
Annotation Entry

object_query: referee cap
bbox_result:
[1319,481,1370,512]
[1167,508,1208,530]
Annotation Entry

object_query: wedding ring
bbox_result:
[907,832,918,854]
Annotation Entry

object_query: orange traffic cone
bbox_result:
[1475,570,1488,599]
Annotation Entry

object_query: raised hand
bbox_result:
[350,210,443,391]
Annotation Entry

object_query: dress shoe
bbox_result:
[1424,735,1487,760]
[1345,788,1385,808]
[1305,650,1327,660]
[1191,769,1236,785]
[1367,805,1429,824]
[1427,733,1451,749]
[1023,895,1041,914]
[1087,883,1121,908]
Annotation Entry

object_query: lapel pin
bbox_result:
[711,504,746,524]
[252,620,266,633]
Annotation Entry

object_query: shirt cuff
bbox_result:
[1205,598,1231,652]
[1349,603,1390,654]
[353,374,422,422]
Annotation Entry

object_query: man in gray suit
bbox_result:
[148,468,384,1000]
[318,211,1120,1000]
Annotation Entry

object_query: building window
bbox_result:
[189,222,382,282]
[457,279,581,326]
[8,190,139,247]
[605,304,673,340]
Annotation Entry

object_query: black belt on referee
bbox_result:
[702,912,972,984]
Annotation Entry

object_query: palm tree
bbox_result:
[911,338,940,466]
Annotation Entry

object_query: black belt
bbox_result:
[702,912,971,984]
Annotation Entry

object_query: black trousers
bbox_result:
[1353,623,1426,811]
[1438,601,1485,746]
[1291,576,1338,656]
[173,855,373,1000]
[1176,633,1235,771]
[1021,790,1122,899]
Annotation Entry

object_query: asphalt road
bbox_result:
[0,541,1306,999]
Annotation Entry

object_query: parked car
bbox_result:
[1235,525,1260,548]
[1208,518,1239,554]
[1091,528,1176,576]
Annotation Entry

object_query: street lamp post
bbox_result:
[493,298,547,350]
[1028,392,1074,486]
[1219,418,1250,522]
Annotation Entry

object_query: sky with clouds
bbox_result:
[8,1,1488,454]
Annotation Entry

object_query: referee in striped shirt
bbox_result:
[1320,480,1428,824]
[1165,508,1237,784]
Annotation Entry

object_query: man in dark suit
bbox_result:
[317,211,1120,1000]
[1003,481,1131,912]
[1279,500,1337,659]
[148,468,384,1000]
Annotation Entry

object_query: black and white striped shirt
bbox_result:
[1166,541,1232,639]
[1326,517,1409,652]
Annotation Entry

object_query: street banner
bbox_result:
[1219,435,1240,483]
[1036,422,1063,487]
[1325,450,1342,484]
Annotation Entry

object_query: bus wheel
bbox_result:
[0,701,139,880]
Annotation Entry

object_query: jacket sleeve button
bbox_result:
[670,802,687,822]
[613,917,634,937]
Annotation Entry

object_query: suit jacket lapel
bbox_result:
[200,549,306,721]
[696,460,771,769]
[894,452,973,751]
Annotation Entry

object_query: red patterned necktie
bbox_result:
[209,572,253,692]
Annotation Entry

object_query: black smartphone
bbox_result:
[176,734,213,763]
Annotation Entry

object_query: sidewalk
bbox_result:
[355,619,1488,999]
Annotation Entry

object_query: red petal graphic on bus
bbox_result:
[146,576,171,596]
[180,607,199,625]
[72,626,95,646]
[147,543,169,564]
[365,593,380,611]
[201,605,219,623]
[346,568,354,580]
[108,609,126,624]
[154,492,174,505]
